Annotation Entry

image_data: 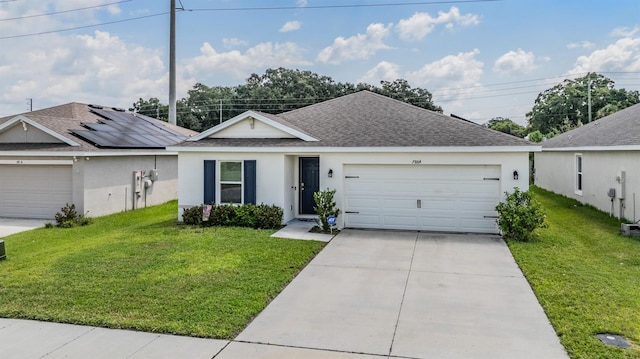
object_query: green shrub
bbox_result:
[234,204,257,228]
[254,204,283,229]
[54,203,92,228]
[495,187,547,242]
[209,204,237,226]
[184,203,283,230]
[182,205,203,226]
[313,188,340,233]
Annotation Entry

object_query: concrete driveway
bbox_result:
[228,229,568,359]
[0,218,46,238]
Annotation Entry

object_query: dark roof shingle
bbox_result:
[542,103,640,148]
[0,103,197,152]
[182,91,532,148]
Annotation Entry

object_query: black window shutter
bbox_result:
[204,160,216,204]
[244,160,256,204]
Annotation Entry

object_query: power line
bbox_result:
[0,0,132,21]
[185,0,500,12]
[0,12,169,40]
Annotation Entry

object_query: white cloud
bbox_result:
[296,0,308,7]
[185,41,312,80]
[317,23,392,64]
[358,61,401,84]
[408,49,483,88]
[223,38,248,48]
[407,49,484,116]
[567,41,595,49]
[569,35,640,74]
[610,26,640,38]
[396,7,479,41]
[280,20,302,32]
[493,49,536,75]
[0,30,166,113]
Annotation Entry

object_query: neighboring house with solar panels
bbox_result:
[0,103,196,219]
[169,91,537,234]
[535,103,640,222]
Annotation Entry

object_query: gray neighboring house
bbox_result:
[170,91,538,234]
[0,103,196,219]
[535,103,640,221]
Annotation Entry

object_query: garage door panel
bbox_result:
[0,165,72,219]
[346,214,383,227]
[459,217,498,232]
[383,215,419,228]
[345,197,381,209]
[344,164,500,234]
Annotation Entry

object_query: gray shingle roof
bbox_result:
[182,91,532,148]
[0,103,197,152]
[542,103,640,148]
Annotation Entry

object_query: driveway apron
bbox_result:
[233,229,568,359]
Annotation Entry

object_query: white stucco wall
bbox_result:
[177,152,287,218]
[0,123,63,143]
[535,150,640,221]
[81,154,179,217]
[211,119,296,139]
[177,150,530,226]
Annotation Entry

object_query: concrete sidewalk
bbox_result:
[0,318,228,359]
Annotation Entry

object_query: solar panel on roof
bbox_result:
[70,108,188,148]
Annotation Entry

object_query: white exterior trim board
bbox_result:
[542,145,640,152]
[0,159,73,165]
[170,145,540,153]
[0,151,177,157]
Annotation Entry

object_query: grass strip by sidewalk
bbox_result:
[508,186,640,358]
[0,201,325,339]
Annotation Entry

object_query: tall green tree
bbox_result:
[485,117,526,138]
[373,79,443,113]
[131,67,442,131]
[527,72,640,134]
[130,98,167,121]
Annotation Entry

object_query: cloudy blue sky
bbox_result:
[1,0,639,125]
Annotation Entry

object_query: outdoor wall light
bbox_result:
[328,169,333,178]
[513,170,519,180]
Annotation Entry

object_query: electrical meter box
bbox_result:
[133,171,142,193]
[149,169,159,182]
[615,171,626,200]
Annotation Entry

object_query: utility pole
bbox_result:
[168,0,177,125]
[26,98,32,111]
[587,76,592,123]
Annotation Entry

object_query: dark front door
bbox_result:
[299,157,320,215]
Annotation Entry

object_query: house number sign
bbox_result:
[411,160,422,164]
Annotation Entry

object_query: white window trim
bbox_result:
[219,160,243,204]
[575,153,583,196]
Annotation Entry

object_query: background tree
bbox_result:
[373,79,442,113]
[527,72,640,135]
[527,130,543,143]
[485,117,526,138]
[130,98,168,121]
[130,68,442,131]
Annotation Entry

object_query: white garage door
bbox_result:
[344,164,501,233]
[0,165,73,219]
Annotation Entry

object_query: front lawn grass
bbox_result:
[508,186,640,358]
[0,201,325,339]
